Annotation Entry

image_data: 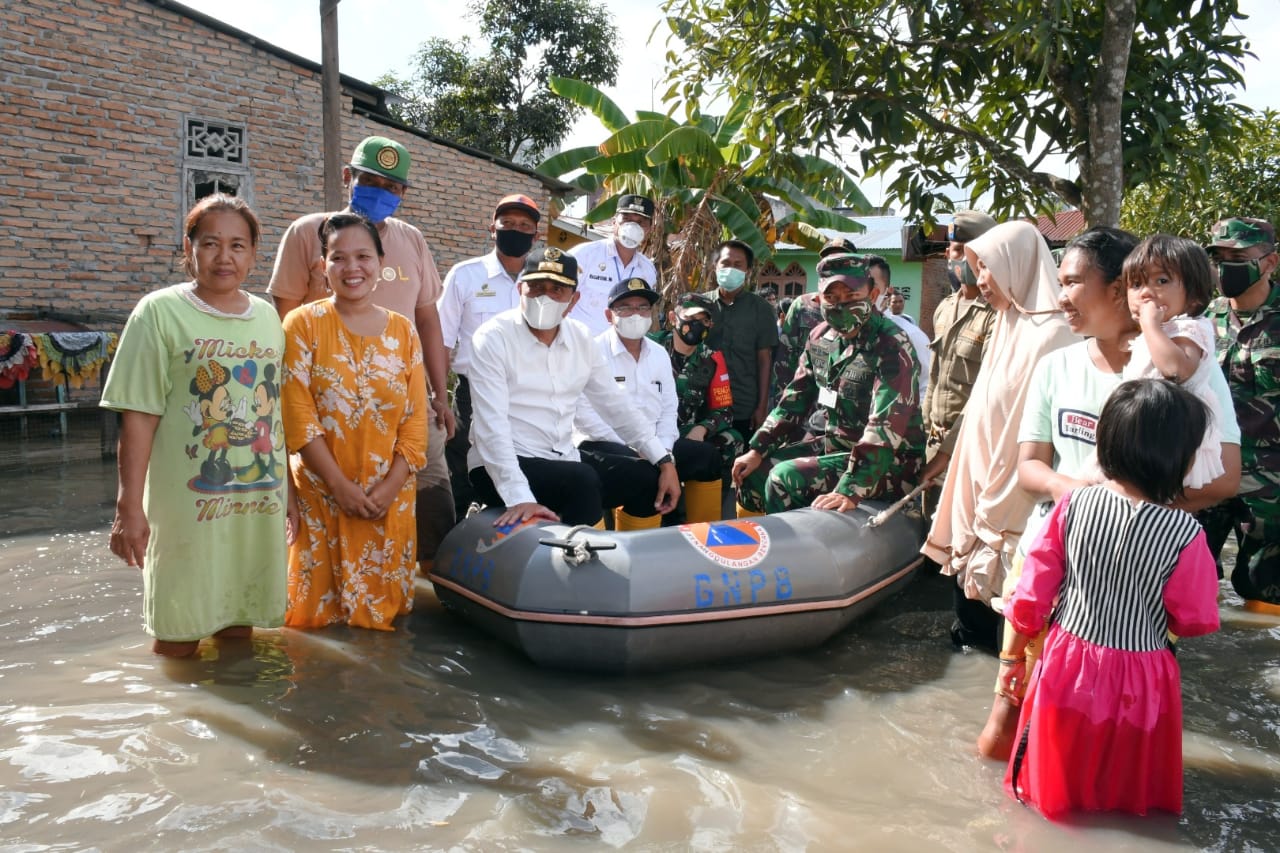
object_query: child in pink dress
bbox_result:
[998,378,1220,819]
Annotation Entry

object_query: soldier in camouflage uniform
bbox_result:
[773,237,857,397]
[1203,217,1280,610]
[732,253,926,515]
[652,293,742,472]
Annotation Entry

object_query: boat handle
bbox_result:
[539,524,617,566]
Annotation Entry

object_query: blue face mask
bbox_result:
[350,184,402,223]
[716,267,746,292]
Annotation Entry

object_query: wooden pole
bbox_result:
[320,0,343,210]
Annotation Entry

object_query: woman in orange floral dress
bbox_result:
[282,213,427,630]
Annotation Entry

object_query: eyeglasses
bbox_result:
[611,304,653,317]
[523,280,575,300]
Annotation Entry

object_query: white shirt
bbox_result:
[886,312,932,401]
[467,308,669,506]
[567,239,657,336]
[574,327,679,449]
[437,251,520,376]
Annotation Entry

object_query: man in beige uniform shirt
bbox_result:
[267,135,456,573]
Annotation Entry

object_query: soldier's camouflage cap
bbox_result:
[816,252,871,291]
[1206,217,1276,255]
[675,291,714,317]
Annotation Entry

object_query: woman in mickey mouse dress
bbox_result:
[102,195,292,657]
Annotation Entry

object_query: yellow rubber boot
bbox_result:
[735,502,764,519]
[684,479,723,523]
[614,508,663,531]
[590,518,606,530]
[1243,599,1280,616]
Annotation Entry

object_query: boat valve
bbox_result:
[539,524,617,566]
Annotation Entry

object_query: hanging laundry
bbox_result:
[32,331,118,389]
[0,332,39,389]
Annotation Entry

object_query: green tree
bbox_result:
[537,78,871,301]
[1122,110,1280,239]
[662,0,1252,227]
[376,0,619,164]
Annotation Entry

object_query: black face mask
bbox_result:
[1217,260,1262,298]
[677,319,708,346]
[495,229,535,258]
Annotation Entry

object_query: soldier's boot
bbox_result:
[614,508,662,531]
[684,479,723,523]
[735,502,764,519]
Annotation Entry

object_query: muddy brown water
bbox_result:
[1,461,1276,850]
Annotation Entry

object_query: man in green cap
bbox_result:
[731,253,925,516]
[650,291,740,521]
[1203,216,1280,612]
[773,236,855,396]
[268,135,457,575]
[920,209,998,486]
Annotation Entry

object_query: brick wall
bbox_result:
[0,0,560,326]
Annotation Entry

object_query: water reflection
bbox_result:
[0,464,1276,850]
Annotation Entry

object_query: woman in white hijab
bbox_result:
[922,221,1078,647]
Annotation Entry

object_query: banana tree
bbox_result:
[537,77,873,301]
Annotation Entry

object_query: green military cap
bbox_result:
[675,291,713,316]
[350,136,411,186]
[816,252,871,290]
[947,210,997,243]
[1206,217,1276,254]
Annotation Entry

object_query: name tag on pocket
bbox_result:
[818,386,838,408]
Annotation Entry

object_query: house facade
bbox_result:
[1,0,570,325]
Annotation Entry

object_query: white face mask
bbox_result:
[521,294,568,330]
[614,314,652,340]
[617,221,645,250]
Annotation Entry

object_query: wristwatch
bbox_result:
[654,453,675,467]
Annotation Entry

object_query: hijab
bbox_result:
[923,221,1079,603]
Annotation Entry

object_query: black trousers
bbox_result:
[1199,498,1280,603]
[674,435,720,482]
[446,375,477,518]
[469,445,659,526]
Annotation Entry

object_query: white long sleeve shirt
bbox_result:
[886,312,932,401]
[437,251,520,377]
[467,308,669,506]
[566,239,657,336]
[574,327,679,449]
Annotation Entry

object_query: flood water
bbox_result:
[1,461,1277,851]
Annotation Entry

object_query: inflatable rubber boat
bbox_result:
[427,501,925,672]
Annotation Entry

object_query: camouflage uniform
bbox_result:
[773,292,824,394]
[651,330,744,471]
[738,312,926,513]
[1204,282,1280,603]
[922,292,995,457]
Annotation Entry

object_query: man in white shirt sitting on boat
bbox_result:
[467,248,681,528]
[574,279,725,528]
